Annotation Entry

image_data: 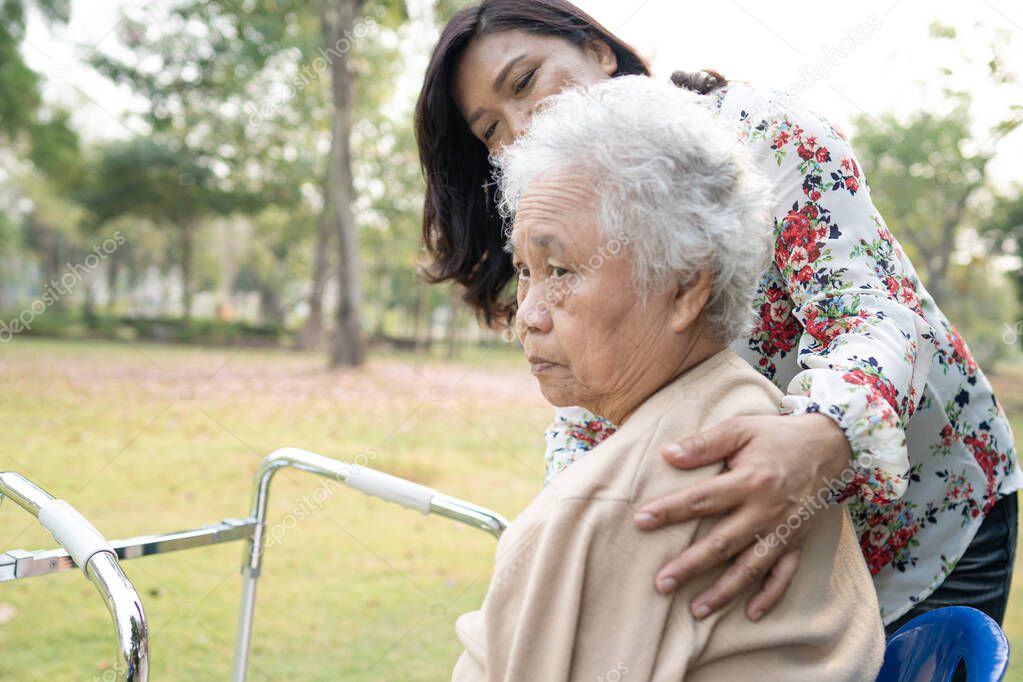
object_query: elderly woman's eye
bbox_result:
[551,266,569,278]
[515,263,530,279]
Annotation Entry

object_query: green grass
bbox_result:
[0,338,548,680]
[0,337,1020,680]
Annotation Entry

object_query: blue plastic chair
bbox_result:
[876,606,1010,682]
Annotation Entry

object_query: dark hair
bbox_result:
[414,0,726,325]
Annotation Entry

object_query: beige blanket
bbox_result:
[453,348,884,681]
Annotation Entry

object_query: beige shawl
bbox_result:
[452,348,884,681]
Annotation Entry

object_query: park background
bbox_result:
[1,0,1023,679]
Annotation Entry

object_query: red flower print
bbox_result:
[843,368,900,413]
[815,147,830,163]
[769,299,792,322]
[789,245,810,271]
[845,176,859,192]
[794,265,815,283]
[786,210,810,232]
[898,284,919,308]
[868,525,890,546]
[947,327,978,374]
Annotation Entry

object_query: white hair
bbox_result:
[494,75,774,344]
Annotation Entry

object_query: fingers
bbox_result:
[686,541,793,621]
[634,468,749,529]
[654,511,760,594]
[660,417,750,470]
[745,548,801,622]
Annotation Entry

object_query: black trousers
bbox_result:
[882,491,1018,679]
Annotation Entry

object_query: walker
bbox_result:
[0,448,508,681]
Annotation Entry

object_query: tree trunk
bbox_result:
[446,289,460,360]
[298,176,332,351]
[323,0,366,368]
[181,222,194,322]
[259,287,283,324]
[414,283,430,355]
[106,250,120,314]
[374,262,389,337]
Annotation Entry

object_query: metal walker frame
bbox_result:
[0,448,508,681]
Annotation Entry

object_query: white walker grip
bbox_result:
[36,499,116,574]
[342,466,436,514]
[275,449,438,514]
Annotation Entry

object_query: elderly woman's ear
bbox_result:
[669,268,714,334]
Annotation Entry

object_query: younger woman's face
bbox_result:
[453,29,618,153]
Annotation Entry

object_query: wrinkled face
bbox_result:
[510,168,679,419]
[453,29,617,153]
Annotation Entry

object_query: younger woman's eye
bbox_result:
[483,121,497,141]
[515,68,536,94]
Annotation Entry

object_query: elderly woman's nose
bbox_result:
[517,282,553,334]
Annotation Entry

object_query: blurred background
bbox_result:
[0,0,1021,679]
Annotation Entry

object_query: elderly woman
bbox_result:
[451,76,884,681]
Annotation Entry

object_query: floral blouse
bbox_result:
[543,81,1023,626]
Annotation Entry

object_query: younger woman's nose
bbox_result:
[508,107,534,141]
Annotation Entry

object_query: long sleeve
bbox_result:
[742,92,938,506]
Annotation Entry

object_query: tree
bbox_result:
[78,139,235,320]
[982,191,1023,327]
[321,0,365,366]
[320,0,408,367]
[852,100,989,307]
[852,21,1021,309]
[0,0,82,187]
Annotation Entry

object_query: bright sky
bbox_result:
[21,0,1023,188]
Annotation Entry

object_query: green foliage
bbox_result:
[78,138,230,227]
[114,315,286,345]
[851,101,987,300]
[981,190,1023,325]
[1,308,290,345]
[0,0,81,184]
[433,0,465,24]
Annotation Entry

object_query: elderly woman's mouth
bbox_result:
[527,355,562,375]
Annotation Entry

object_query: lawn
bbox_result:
[0,337,1020,680]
